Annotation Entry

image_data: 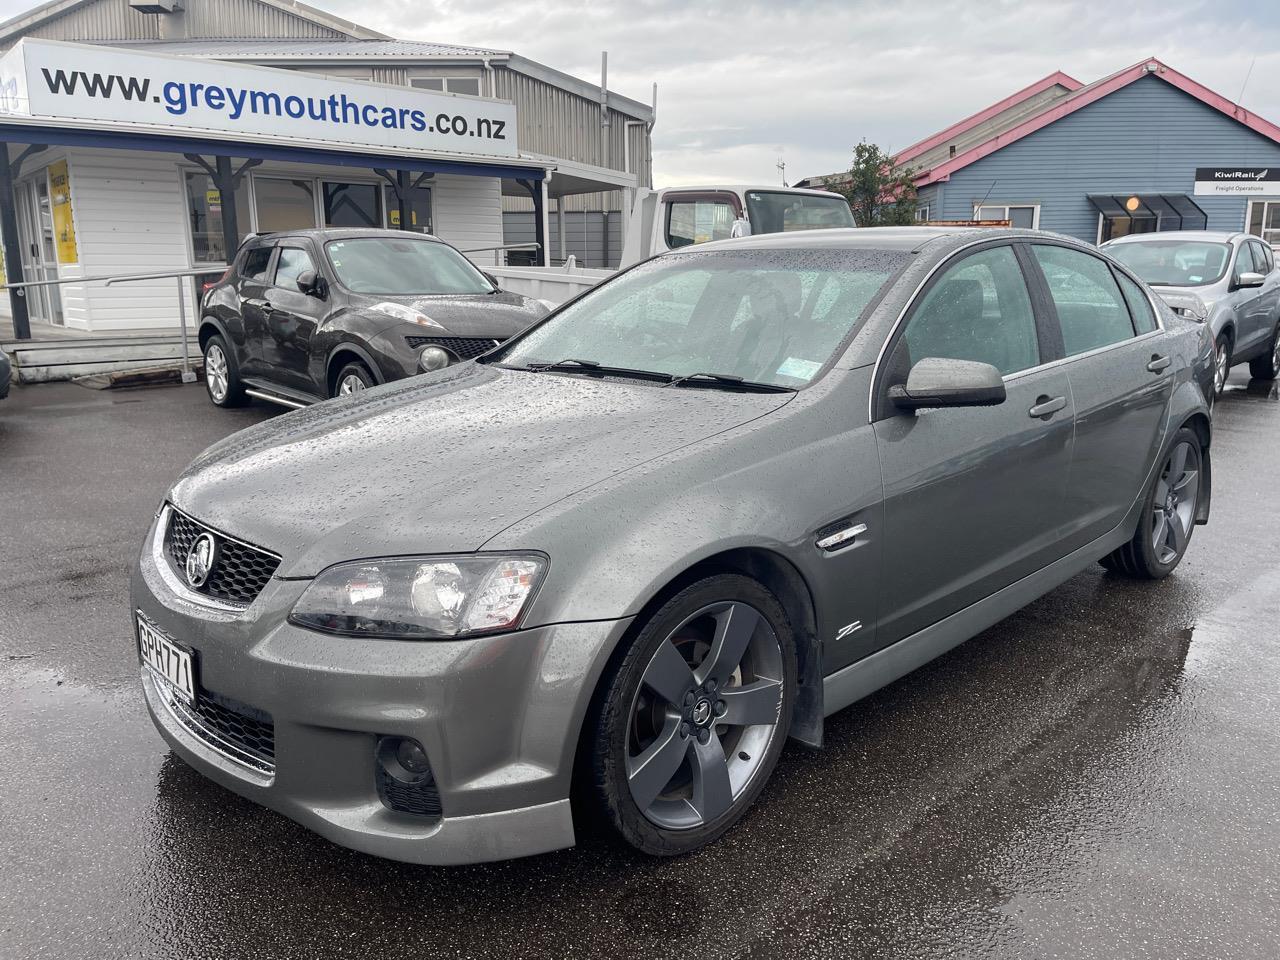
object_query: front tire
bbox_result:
[587,574,796,856]
[202,334,245,407]
[332,361,375,398]
[1100,427,1203,579]
[1212,333,1231,397]
[1248,322,1280,380]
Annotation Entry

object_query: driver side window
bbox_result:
[893,245,1040,379]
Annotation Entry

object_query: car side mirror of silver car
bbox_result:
[296,270,326,299]
[888,357,1007,412]
[1235,271,1266,289]
[730,218,752,239]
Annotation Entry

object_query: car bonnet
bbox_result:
[169,362,792,577]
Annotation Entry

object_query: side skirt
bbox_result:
[821,509,1135,718]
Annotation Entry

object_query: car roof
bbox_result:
[248,227,446,246]
[674,225,1080,256]
[1105,230,1245,245]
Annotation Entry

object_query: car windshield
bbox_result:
[746,191,855,233]
[324,237,494,296]
[497,248,906,388]
[1107,239,1232,287]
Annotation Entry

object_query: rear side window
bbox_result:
[896,245,1040,376]
[274,247,315,289]
[665,199,736,249]
[241,247,273,282]
[1115,271,1158,334]
[1033,245,1134,356]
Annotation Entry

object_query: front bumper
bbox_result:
[132,514,631,865]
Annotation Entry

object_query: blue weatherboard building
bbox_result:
[802,58,1280,246]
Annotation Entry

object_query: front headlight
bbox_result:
[289,554,547,640]
[370,301,444,329]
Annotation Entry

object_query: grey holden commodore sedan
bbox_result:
[132,227,1215,864]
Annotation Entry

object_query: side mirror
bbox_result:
[296,269,325,298]
[730,218,752,239]
[888,357,1006,411]
[483,271,501,290]
[1235,271,1266,289]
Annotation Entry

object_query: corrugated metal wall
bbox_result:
[503,210,620,268]
[17,0,345,42]
[934,75,1280,242]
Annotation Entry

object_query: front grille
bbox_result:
[377,766,443,818]
[405,335,501,361]
[165,507,280,607]
[153,677,276,775]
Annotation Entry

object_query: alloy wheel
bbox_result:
[205,344,228,402]
[338,373,367,395]
[625,601,784,830]
[1214,342,1229,394]
[1152,440,1199,565]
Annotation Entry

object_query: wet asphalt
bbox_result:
[1,374,1279,960]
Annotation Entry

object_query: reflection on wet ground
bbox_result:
[2,375,1278,960]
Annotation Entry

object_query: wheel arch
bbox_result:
[325,342,384,395]
[198,316,229,352]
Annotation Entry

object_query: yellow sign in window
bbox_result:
[48,160,78,264]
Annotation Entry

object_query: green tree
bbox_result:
[826,141,918,227]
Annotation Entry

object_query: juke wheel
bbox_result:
[333,361,375,398]
[1248,322,1280,380]
[588,574,796,856]
[202,334,245,407]
[1100,426,1202,579]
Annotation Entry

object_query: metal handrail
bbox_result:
[2,266,228,381]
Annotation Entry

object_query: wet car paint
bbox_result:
[2,374,1279,959]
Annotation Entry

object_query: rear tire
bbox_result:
[202,334,245,407]
[587,574,796,856]
[332,361,375,398]
[1248,322,1280,380]
[1100,426,1203,579]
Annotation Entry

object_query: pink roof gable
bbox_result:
[917,57,1280,186]
[894,70,1082,167]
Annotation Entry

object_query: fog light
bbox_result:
[376,735,432,784]
[418,346,450,372]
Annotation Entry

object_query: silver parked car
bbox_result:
[132,227,1214,864]
[1104,230,1280,394]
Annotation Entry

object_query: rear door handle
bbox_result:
[1147,354,1171,372]
[1028,395,1067,419]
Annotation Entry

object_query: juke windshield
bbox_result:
[497,249,906,388]
[325,237,495,296]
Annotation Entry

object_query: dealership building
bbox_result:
[0,0,654,336]
[798,58,1280,246]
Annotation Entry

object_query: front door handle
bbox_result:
[1029,395,1067,419]
[1146,354,1171,372]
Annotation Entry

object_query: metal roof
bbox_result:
[109,38,511,59]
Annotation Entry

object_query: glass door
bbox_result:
[15,177,63,325]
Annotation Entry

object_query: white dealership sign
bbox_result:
[0,38,518,159]
[1193,167,1280,196]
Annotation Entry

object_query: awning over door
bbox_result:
[1087,194,1207,231]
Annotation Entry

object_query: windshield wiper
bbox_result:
[665,371,796,393]
[516,358,675,383]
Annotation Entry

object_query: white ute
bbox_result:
[488,185,855,305]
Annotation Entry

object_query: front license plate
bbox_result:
[137,616,196,704]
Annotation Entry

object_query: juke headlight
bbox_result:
[289,554,547,640]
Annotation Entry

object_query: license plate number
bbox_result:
[138,616,196,704]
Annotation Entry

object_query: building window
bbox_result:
[1247,200,1280,248]
[323,181,382,228]
[915,204,931,222]
[410,77,482,97]
[383,184,433,233]
[975,204,1039,229]
[255,178,317,232]
[183,170,253,263]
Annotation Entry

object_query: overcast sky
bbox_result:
[4,0,1280,185]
